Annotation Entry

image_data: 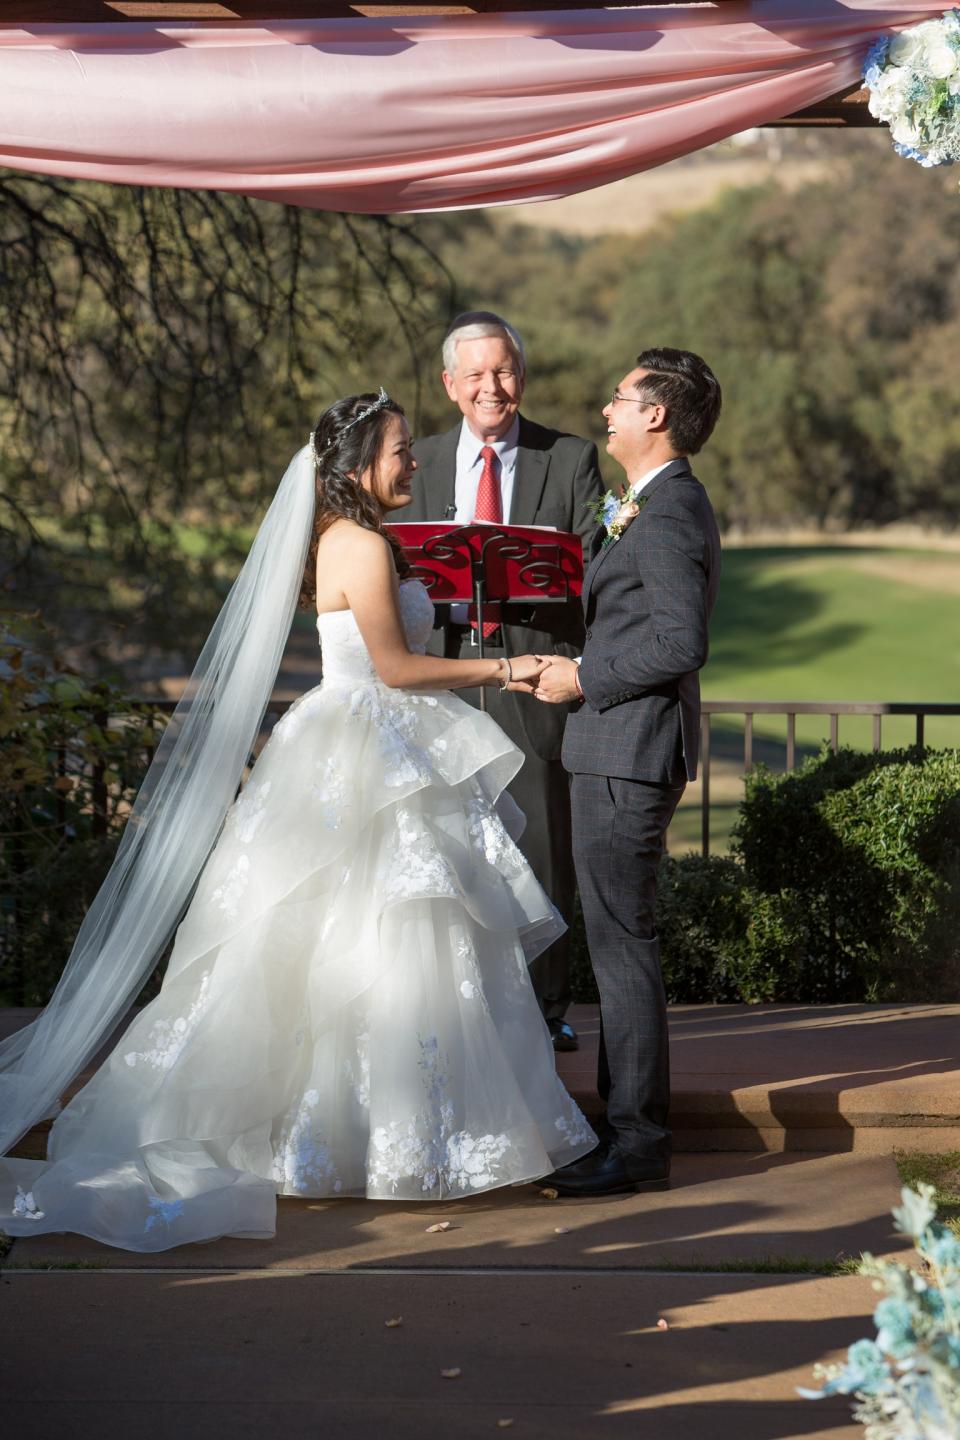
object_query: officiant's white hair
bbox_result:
[442,310,526,377]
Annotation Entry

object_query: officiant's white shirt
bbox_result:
[453,416,520,522]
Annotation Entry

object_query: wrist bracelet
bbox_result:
[499,657,513,692]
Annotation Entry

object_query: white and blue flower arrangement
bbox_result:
[803,1182,960,1437]
[864,10,960,169]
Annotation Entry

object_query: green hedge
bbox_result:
[735,746,960,1001]
[571,746,960,1006]
[656,855,810,1004]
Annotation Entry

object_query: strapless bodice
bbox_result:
[317,579,435,682]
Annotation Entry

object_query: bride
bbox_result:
[0,389,596,1251]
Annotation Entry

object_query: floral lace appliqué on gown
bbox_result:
[368,1034,513,1198]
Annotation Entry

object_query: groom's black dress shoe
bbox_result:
[542,1142,670,1198]
[547,1018,578,1052]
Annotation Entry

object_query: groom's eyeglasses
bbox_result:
[610,391,653,407]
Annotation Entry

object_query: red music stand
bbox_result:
[386,522,584,711]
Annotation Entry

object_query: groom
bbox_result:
[532,348,722,1197]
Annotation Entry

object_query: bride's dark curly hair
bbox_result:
[299,392,412,608]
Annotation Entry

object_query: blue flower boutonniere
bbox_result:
[588,488,650,548]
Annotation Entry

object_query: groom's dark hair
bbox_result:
[633,348,721,456]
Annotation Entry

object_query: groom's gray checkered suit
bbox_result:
[562,457,721,1167]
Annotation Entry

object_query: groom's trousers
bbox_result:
[570,772,684,1167]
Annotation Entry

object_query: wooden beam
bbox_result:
[0,0,877,126]
[769,83,875,127]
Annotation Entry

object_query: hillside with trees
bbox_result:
[1,142,959,663]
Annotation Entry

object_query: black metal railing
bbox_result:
[698,702,960,857]
[11,697,960,861]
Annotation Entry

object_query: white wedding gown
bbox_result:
[0,581,595,1251]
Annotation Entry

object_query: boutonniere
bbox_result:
[588,487,649,548]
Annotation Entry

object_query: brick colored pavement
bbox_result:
[4,1003,947,1437]
[8,1150,905,1273]
[4,1269,872,1439]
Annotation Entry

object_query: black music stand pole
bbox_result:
[473,562,489,712]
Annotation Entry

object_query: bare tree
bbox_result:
[0,175,456,660]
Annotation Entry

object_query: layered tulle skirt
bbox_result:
[0,677,595,1251]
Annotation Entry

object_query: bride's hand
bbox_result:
[503,654,549,693]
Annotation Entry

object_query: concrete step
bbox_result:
[558,1003,960,1154]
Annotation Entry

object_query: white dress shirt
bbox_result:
[453,416,520,523]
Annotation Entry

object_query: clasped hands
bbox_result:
[504,654,582,704]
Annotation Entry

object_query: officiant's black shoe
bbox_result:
[542,1142,670,1198]
[547,1019,578,1052]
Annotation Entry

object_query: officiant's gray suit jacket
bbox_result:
[407,415,604,761]
[562,457,721,784]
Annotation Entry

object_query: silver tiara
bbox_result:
[309,387,391,466]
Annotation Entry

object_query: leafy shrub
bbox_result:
[571,746,960,1007]
[0,612,168,1005]
[656,855,813,1004]
[571,855,779,1004]
[735,746,960,1001]
[738,887,814,1000]
[571,852,811,1005]
[657,854,754,1002]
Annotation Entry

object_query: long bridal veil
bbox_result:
[0,446,316,1155]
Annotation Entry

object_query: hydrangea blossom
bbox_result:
[863,11,960,169]
[802,1182,960,1437]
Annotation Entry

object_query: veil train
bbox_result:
[0,447,316,1156]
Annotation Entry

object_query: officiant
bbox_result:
[407,311,604,1050]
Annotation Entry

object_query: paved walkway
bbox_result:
[5,1003,956,1437]
[5,1149,908,1275]
[5,1267,874,1439]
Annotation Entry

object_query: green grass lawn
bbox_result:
[702,546,960,753]
[667,545,960,854]
[895,1151,960,1238]
[669,798,739,855]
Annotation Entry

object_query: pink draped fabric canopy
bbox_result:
[0,2,946,213]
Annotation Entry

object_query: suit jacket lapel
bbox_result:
[508,415,549,527]
[581,534,609,614]
[581,457,692,613]
[421,425,459,518]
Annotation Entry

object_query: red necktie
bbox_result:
[472,445,502,638]
[474,445,502,526]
